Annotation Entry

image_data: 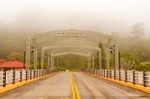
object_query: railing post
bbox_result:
[34,70,35,78]
[133,70,136,84]
[39,70,41,77]
[143,71,147,87]
[26,70,28,81]
[107,70,108,78]
[125,70,127,82]
[3,69,6,87]
[38,70,40,77]
[106,70,108,78]
[108,70,109,78]
[36,70,38,78]
[46,69,47,74]
[104,69,105,77]
[36,70,37,77]
[119,69,121,81]
[41,69,43,76]
[43,69,44,76]
[41,69,42,76]
[114,70,116,80]
[48,69,49,74]
[13,69,15,84]
[44,69,46,76]
[20,69,22,82]
[30,70,32,80]
[110,70,112,78]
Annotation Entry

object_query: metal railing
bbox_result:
[0,68,58,87]
[82,69,150,87]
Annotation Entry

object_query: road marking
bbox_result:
[70,72,81,99]
[70,76,76,99]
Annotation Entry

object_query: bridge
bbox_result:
[0,30,150,99]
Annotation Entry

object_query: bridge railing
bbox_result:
[0,68,58,87]
[82,69,150,87]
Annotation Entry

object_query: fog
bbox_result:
[0,6,129,35]
[0,0,150,36]
[0,0,150,62]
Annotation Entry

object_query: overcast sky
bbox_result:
[0,0,150,36]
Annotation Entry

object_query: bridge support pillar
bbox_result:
[26,39,31,69]
[50,53,54,68]
[98,50,102,69]
[41,49,44,69]
[48,54,50,69]
[114,45,119,70]
[33,48,38,69]
[87,57,91,69]
[106,48,110,69]
[55,57,59,68]
[92,55,95,69]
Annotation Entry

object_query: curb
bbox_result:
[82,72,150,94]
[0,72,60,94]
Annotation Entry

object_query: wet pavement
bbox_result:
[0,72,150,99]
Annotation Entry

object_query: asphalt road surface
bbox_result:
[0,72,150,99]
[74,72,150,99]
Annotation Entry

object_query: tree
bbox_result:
[131,23,145,38]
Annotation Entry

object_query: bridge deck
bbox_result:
[0,72,150,99]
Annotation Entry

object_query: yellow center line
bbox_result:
[70,72,81,99]
[70,76,76,99]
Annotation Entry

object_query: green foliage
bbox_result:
[120,51,150,71]
[135,63,150,71]
[55,55,87,71]
[6,51,24,61]
[121,51,140,64]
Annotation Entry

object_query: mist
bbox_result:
[0,6,130,35]
[0,0,150,64]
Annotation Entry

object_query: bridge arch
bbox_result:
[25,30,119,70]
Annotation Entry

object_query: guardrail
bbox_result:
[82,69,150,87]
[0,68,58,87]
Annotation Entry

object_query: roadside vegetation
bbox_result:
[0,23,150,71]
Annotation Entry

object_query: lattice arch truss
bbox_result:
[25,30,119,70]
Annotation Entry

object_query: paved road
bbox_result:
[0,72,71,99]
[0,72,150,99]
[74,72,150,99]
